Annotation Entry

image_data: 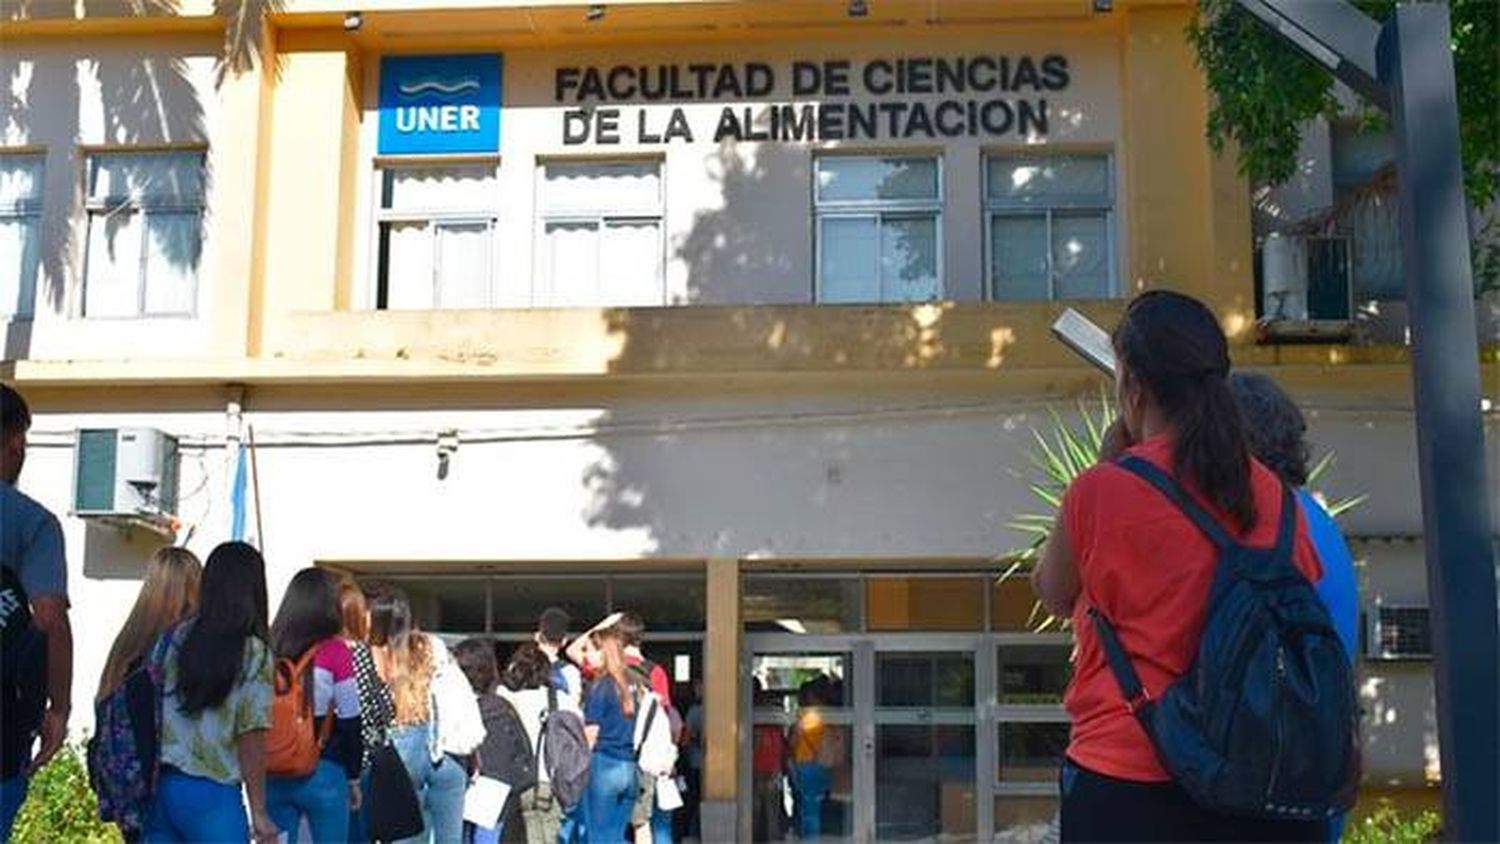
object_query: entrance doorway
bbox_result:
[740,573,1070,844]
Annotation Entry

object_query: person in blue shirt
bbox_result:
[1,383,73,842]
[581,623,639,844]
[1231,372,1359,841]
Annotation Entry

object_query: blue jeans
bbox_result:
[793,762,829,840]
[268,758,350,843]
[467,820,503,844]
[390,724,466,844]
[649,801,673,844]
[560,800,584,843]
[583,754,637,844]
[348,767,372,843]
[145,769,250,843]
[0,775,27,842]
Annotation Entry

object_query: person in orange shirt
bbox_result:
[1032,292,1326,842]
[787,678,831,840]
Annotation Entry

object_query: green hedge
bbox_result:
[10,744,122,844]
[1344,802,1442,844]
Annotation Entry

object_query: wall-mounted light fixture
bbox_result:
[343,11,363,30]
[1093,0,1113,11]
[586,3,605,22]
[848,0,869,18]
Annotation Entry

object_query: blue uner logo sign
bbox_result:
[379,54,502,154]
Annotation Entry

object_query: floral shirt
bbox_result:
[159,621,274,784]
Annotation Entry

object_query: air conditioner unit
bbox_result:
[1365,603,1433,661]
[72,428,179,520]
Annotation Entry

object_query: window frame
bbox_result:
[983,152,1116,302]
[370,157,502,311]
[533,157,667,308]
[80,148,208,319]
[0,150,45,320]
[812,154,945,304]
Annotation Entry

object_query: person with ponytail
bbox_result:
[1032,291,1326,841]
[580,619,640,844]
[147,541,278,843]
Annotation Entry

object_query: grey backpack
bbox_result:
[541,684,591,810]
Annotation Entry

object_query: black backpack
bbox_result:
[1090,456,1360,821]
[0,565,47,780]
[540,683,591,811]
[479,696,538,826]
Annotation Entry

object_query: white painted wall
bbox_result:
[16,392,1494,758]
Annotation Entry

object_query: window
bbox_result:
[987,154,1113,301]
[0,153,43,319]
[815,156,941,303]
[83,151,206,318]
[535,160,664,308]
[375,163,499,310]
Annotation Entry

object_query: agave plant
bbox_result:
[1001,393,1365,632]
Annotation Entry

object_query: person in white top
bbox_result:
[499,643,582,844]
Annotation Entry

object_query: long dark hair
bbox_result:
[270,567,341,661]
[1113,291,1258,530]
[177,542,269,715]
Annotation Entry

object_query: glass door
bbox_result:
[873,646,980,843]
[746,646,857,843]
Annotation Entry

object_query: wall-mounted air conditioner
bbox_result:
[1365,603,1433,661]
[72,428,179,521]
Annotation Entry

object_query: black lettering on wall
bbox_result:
[934,100,966,136]
[864,59,895,95]
[556,67,581,102]
[1041,55,1071,91]
[1018,99,1049,136]
[713,107,744,142]
[608,66,637,100]
[847,103,878,139]
[578,68,606,101]
[664,107,694,142]
[792,61,822,96]
[563,109,591,144]
[981,99,1015,134]
[1012,56,1041,91]
[637,109,661,143]
[824,61,851,96]
[597,108,622,143]
[817,104,846,140]
[746,63,776,97]
[779,104,815,141]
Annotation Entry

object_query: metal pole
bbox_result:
[1377,6,1500,839]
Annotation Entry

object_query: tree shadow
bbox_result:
[580,135,1057,559]
[0,0,250,358]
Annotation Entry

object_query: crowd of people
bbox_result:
[1,288,1364,844]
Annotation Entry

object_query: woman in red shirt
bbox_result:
[1032,291,1326,842]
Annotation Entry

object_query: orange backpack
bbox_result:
[266,649,334,778]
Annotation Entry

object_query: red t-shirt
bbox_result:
[1060,435,1323,783]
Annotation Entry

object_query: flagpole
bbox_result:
[248,424,265,556]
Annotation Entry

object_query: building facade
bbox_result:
[2,0,1496,840]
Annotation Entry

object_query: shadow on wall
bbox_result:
[579,139,1044,557]
[1,0,279,359]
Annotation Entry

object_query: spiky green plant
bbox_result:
[1001,394,1365,632]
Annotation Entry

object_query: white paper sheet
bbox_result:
[463,776,513,829]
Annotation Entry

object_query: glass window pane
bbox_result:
[867,577,983,632]
[819,217,878,303]
[541,220,600,306]
[142,211,201,315]
[993,796,1059,843]
[0,218,40,318]
[997,644,1072,705]
[543,161,661,214]
[368,578,487,635]
[609,575,705,632]
[880,215,939,302]
[89,151,205,204]
[876,724,975,842]
[999,723,1070,782]
[877,652,974,708]
[84,210,144,317]
[382,164,496,211]
[1052,213,1110,299]
[434,222,492,309]
[0,155,44,209]
[743,576,862,634]
[817,157,938,203]
[599,219,663,306]
[991,215,1050,301]
[487,577,608,634]
[987,155,1108,204]
[382,221,435,310]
